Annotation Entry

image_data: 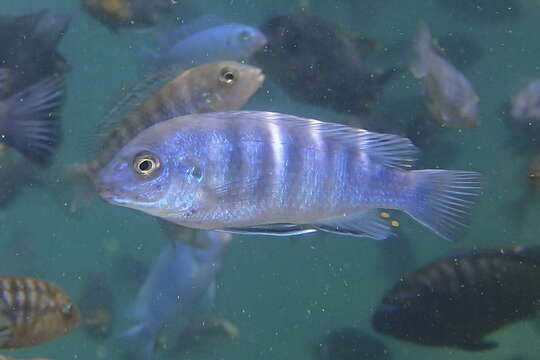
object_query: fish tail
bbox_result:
[117,324,156,360]
[46,162,97,217]
[1,75,64,165]
[404,170,482,241]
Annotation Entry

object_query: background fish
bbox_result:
[97,111,481,241]
[372,245,540,350]
[410,23,479,128]
[118,231,231,360]
[0,72,65,165]
[0,277,79,349]
[143,15,267,69]
[53,62,264,215]
[255,12,397,115]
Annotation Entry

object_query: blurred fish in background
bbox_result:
[0,355,53,360]
[78,273,116,341]
[410,23,479,129]
[156,316,238,356]
[118,231,231,360]
[372,245,540,350]
[81,0,176,31]
[435,33,484,70]
[0,276,79,349]
[0,10,71,89]
[111,254,148,296]
[51,61,264,216]
[141,15,267,69]
[0,10,69,208]
[314,327,391,360]
[504,79,540,149]
[255,12,397,115]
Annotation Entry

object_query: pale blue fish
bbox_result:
[143,16,267,68]
[97,111,481,241]
[118,231,230,360]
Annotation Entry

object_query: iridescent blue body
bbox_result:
[97,111,481,241]
[119,231,230,360]
[146,21,267,68]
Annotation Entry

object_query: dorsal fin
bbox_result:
[87,65,184,154]
[247,111,419,168]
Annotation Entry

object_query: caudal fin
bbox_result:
[46,162,97,217]
[405,170,482,241]
[2,75,64,165]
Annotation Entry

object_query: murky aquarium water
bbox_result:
[0,0,539,360]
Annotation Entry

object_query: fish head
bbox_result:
[186,61,264,111]
[95,122,207,221]
[49,291,80,337]
[223,24,267,58]
[372,291,429,341]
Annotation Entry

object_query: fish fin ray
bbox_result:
[311,209,394,240]
[2,75,64,164]
[220,224,317,236]
[405,170,482,241]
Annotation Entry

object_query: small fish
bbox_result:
[410,23,479,128]
[511,79,540,124]
[54,62,264,215]
[316,327,391,360]
[82,0,174,31]
[0,277,79,349]
[97,111,481,241]
[0,72,64,165]
[157,316,238,355]
[372,246,540,350]
[119,231,231,360]
[144,16,267,68]
[78,273,115,341]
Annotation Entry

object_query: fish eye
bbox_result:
[239,30,252,41]
[133,153,160,176]
[60,302,73,315]
[219,67,238,85]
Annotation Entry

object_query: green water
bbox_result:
[0,0,539,359]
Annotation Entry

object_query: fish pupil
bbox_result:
[139,160,153,173]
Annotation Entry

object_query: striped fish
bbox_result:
[96,110,481,241]
[372,245,540,350]
[0,277,79,349]
[54,62,264,215]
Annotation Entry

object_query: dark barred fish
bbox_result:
[96,111,481,241]
[372,246,540,350]
[0,277,79,349]
[55,62,264,214]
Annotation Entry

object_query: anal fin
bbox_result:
[312,209,395,240]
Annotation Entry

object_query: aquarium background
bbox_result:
[0,1,538,360]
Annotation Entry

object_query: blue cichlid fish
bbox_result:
[97,111,481,241]
[143,16,267,68]
[118,231,230,360]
